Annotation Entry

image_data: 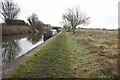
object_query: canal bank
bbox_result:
[2,32,61,78]
[4,30,117,78]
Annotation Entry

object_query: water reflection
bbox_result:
[2,33,44,64]
[2,30,56,64]
[2,40,21,63]
[27,33,43,44]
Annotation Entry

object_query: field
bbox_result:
[8,29,119,78]
[75,29,118,77]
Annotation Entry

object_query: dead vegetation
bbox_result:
[75,29,118,77]
[2,25,32,35]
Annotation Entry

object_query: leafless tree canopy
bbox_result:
[27,13,44,33]
[0,0,20,22]
[62,7,90,34]
[27,13,39,26]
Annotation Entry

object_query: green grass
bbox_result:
[9,31,112,78]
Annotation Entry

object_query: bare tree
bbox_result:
[0,0,20,24]
[27,13,39,26]
[63,7,90,34]
[61,17,71,31]
[27,13,44,33]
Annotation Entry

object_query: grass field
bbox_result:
[75,29,118,77]
[9,29,118,78]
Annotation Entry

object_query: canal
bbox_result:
[2,30,57,65]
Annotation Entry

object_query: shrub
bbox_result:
[5,19,27,26]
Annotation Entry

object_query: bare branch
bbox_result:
[0,0,20,24]
[62,7,90,34]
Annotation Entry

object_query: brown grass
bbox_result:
[75,29,118,77]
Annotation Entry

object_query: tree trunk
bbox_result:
[73,28,75,34]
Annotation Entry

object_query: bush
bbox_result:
[5,19,27,26]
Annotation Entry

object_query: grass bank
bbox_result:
[9,30,118,78]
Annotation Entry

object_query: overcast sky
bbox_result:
[0,0,119,29]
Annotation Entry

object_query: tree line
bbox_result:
[0,0,90,34]
[0,0,44,27]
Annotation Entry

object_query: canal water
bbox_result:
[2,31,56,65]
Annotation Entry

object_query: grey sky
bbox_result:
[0,0,119,29]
